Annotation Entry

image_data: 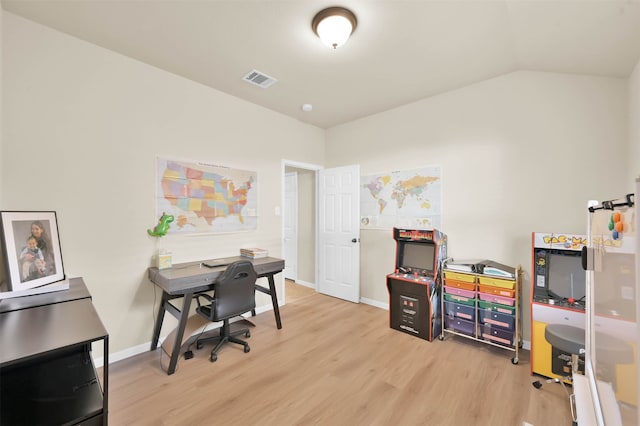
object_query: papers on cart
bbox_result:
[445,259,484,273]
[445,259,516,278]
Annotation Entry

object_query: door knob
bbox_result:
[352,238,358,243]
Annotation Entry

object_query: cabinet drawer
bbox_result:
[444,317,476,337]
[444,271,476,283]
[444,285,475,298]
[480,324,515,347]
[478,283,515,298]
[479,309,515,331]
[444,300,476,322]
[478,292,515,306]
[478,276,515,289]
[444,293,476,306]
[444,278,475,291]
[478,300,515,315]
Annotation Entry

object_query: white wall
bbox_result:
[1,12,325,357]
[630,58,640,186]
[297,169,315,284]
[0,9,3,204]
[325,70,628,341]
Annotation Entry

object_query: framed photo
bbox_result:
[0,211,65,291]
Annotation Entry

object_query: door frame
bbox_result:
[281,159,322,303]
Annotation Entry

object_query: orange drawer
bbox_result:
[444,278,475,291]
[478,284,515,298]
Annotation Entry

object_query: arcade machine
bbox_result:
[530,232,588,380]
[386,227,447,341]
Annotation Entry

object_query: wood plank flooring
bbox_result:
[107,286,572,426]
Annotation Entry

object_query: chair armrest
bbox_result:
[194,292,214,308]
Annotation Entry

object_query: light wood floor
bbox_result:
[107,285,572,426]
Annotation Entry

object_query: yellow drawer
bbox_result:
[444,271,476,283]
[478,276,515,290]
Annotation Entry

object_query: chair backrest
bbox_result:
[212,260,257,321]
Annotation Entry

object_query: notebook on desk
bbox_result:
[202,259,230,268]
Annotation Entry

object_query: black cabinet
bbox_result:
[0,278,108,425]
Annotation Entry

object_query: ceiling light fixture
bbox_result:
[312,7,357,49]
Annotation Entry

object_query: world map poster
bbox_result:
[155,158,257,234]
[361,166,441,230]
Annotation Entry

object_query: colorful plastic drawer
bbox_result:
[444,278,475,291]
[478,300,515,315]
[478,276,515,290]
[444,293,476,307]
[481,324,514,347]
[478,292,515,306]
[478,309,515,331]
[444,271,476,283]
[444,286,475,298]
[478,283,515,298]
[444,316,476,337]
[444,300,476,322]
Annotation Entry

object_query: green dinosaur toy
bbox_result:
[147,213,174,237]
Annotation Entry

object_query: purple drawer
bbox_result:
[444,285,476,299]
[478,309,515,331]
[444,300,476,322]
[444,316,476,337]
[481,323,515,347]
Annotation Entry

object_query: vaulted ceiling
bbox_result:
[3,0,640,128]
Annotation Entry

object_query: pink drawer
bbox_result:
[478,292,515,306]
[444,286,476,299]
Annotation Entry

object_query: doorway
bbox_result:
[282,160,321,303]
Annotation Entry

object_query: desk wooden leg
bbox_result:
[166,292,194,375]
[150,291,169,350]
[267,274,282,329]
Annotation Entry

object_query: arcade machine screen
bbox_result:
[401,242,435,275]
[547,252,586,303]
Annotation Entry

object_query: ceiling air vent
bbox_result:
[243,69,277,88]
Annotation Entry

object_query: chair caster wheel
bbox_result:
[532,381,542,389]
[438,335,444,341]
[196,342,204,350]
[184,350,194,360]
[210,353,218,362]
[512,357,519,365]
[244,345,251,353]
[245,330,251,338]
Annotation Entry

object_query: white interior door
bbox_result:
[283,172,298,281]
[318,165,360,303]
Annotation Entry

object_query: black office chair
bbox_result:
[194,260,257,362]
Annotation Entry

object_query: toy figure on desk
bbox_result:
[147,213,174,237]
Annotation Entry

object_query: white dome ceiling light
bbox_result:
[312,7,357,50]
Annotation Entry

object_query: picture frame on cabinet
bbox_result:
[0,211,65,292]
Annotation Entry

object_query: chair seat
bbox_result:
[545,323,633,365]
[545,324,585,356]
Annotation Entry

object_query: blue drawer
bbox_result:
[480,323,515,347]
[478,308,515,331]
[444,316,476,337]
[444,300,476,322]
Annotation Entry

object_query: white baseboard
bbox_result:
[360,297,388,310]
[293,279,314,289]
